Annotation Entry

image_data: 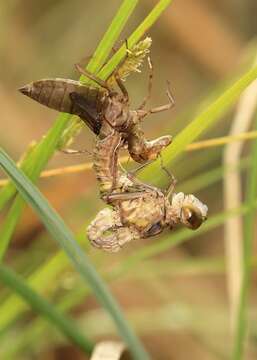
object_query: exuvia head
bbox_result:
[166,192,208,230]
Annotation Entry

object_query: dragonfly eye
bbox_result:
[181,206,204,230]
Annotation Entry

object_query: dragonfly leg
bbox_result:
[75,63,112,92]
[113,71,129,102]
[136,80,175,120]
[164,171,177,199]
[137,56,153,110]
[150,81,175,113]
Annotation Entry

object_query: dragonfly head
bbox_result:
[166,192,208,230]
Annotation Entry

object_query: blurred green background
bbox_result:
[0,0,257,359]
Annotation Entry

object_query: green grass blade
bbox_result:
[86,0,139,74]
[233,114,257,360]
[177,157,249,194]
[0,115,71,258]
[98,0,172,80]
[0,116,70,211]
[0,250,76,329]
[0,197,22,259]
[0,264,93,355]
[0,148,149,360]
[140,66,257,183]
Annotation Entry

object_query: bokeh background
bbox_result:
[1,0,257,359]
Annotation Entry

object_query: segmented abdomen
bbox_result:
[93,130,123,195]
[87,207,140,252]
[20,79,104,115]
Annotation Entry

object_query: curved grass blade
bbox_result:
[140,66,257,183]
[0,148,149,360]
[86,0,139,75]
[0,265,93,355]
[233,114,257,360]
[99,0,173,80]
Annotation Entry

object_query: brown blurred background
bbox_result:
[1,0,257,359]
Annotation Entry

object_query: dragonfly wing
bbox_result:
[70,92,102,135]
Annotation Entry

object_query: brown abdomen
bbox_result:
[19,78,103,115]
[93,130,123,195]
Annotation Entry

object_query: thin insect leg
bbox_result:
[137,56,154,110]
[118,155,150,179]
[149,81,175,113]
[75,63,112,92]
[126,154,132,168]
[118,158,152,181]
[114,71,129,102]
[118,155,133,174]
[107,39,130,100]
[159,153,174,180]
[126,170,160,193]
[104,191,146,203]
[116,158,159,194]
[136,81,175,119]
[164,172,177,199]
[128,160,153,176]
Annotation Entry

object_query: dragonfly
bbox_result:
[88,118,208,252]
[19,49,173,164]
[18,43,208,252]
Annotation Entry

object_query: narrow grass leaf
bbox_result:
[0,265,93,355]
[140,66,257,183]
[233,113,257,360]
[0,148,149,360]
[178,157,249,194]
[98,0,173,80]
[0,251,68,329]
[0,116,70,211]
[0,116,71,259]
[86,0,139,75]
